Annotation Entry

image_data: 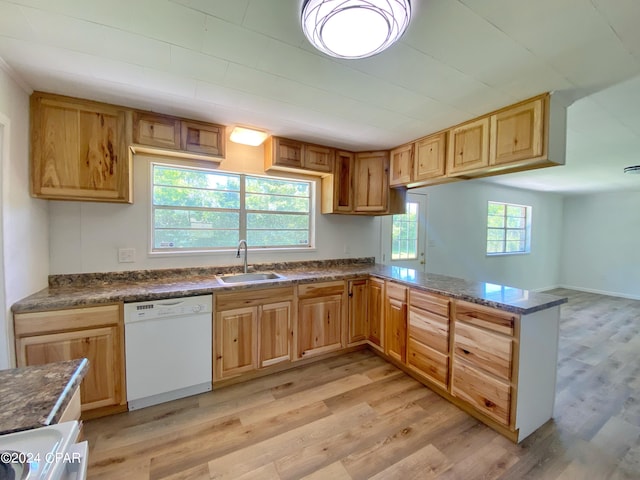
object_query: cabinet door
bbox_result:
[181,120,225,158]
[215,307,257,379]
[390,144,413,187]
[30,92,132,203]
[17,326,123,412]
[414,132,447,181]
[490,97,543,166]
[297,295,343,358]
[354,151,389,212]
[385,297,407,363]
[332,151,355,212]
[133,112,181,149]
[348,279,368,345]
[269,137,304,169]
[304,144,334,173]
[368,278,384,348]
[259,301,291,368]
[447,117,489,175]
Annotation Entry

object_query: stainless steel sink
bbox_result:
[217,272,284,284]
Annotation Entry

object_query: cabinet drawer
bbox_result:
[298,281,345,298]
[408,338,448,389]
[386,282,407,302]
[454,300,517,336]
[14,305,121,336]
[410,289,449,317]
[408,307,449,353]
[454,321,513,380]
[452,360,511,426]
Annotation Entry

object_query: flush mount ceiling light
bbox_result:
[301,0,412,59]
[229,126,269,146]
[624,165,640,174]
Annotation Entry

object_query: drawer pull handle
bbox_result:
[484,399,495,408]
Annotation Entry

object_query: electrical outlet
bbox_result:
[118,248,136,263]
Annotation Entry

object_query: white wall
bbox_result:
[420,180,564,291]
[561,191,640,299]
[0,63,49,368]
[49,140,380,273]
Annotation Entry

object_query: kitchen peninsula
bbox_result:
[12,258,567,442]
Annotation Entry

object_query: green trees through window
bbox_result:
[152,164,312,251]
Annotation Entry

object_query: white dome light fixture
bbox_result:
[301,0,412,60]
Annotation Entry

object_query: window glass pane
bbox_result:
[155,209,239,229]
[152,164,312,251]
[155,229,239,249]
[487,241,504,253]
[487,201,531,255]
[248,230,309,247]
[391,201,419,260]
[245,193,309,212]
[247,213,308,230]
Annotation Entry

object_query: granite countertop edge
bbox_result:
[11,261,567,316]
[0,358,89,435]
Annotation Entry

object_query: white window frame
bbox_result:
[149,162,315,255]
[486,201,532,256]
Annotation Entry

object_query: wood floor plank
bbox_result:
[299,461,352,480]
[369,444,451,480]
[207,403,376,479]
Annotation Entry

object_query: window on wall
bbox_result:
[486,201,532,255]
[391,201,419,260]
[151,163,313,252]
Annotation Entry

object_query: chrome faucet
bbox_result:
[236,239,248,274]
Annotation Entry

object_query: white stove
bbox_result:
[0,421,87,480]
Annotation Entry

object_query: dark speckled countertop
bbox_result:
[0,358,88,434]
[11,258,566,315]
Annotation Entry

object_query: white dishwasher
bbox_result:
[124,295,212,410]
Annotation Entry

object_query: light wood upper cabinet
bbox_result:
[447,117,490,175]
[265,136,333,174]
[181,120,225,157]
[30,92,133,203]
[304,144,334,173]
[354,151,390,212]
[14,304,127,419]
[490,96,543,166]
[390,143,413,187]
[133,112,181,150]
[296,281,346,359]
[414,132,447,182]
[132,111,225,161]
[322,150,354,214]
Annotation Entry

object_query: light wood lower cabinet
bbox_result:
[407,289,451,390]
[296,281,346,359]
[347,279,369,345]
[214,287,294,381]
[368,278,385,349]
[384,282,407,363]
[14,304,126,419]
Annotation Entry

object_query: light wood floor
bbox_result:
[84,289,640,479]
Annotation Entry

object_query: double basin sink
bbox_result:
[216,272,285,284]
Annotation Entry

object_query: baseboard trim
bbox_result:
[556,284,640,301]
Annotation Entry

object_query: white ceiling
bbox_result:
[1,0,640,195]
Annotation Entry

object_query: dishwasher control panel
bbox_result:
[124,295,212,322]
